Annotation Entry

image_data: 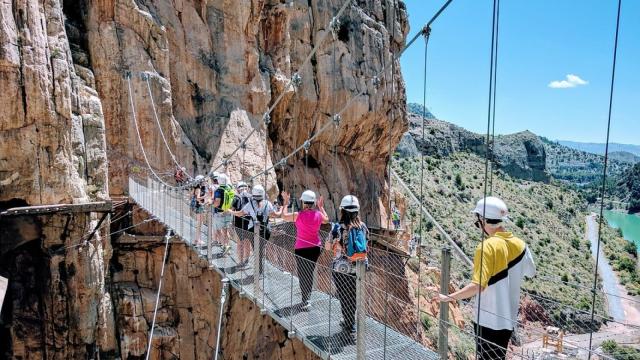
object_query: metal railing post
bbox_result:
[180,188,184,239]
[254,221,261,305]
[438,246,452,359]
[214,278,230,360]
[206,210,212,262]
[356,259,366,360]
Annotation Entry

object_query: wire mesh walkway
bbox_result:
[129,176,438,359]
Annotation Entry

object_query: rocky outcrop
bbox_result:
[0,0,108,204]
[0,212,115,358]
[493,130,548,182]
[111,229,319,360]
[82,0,408,223]
[400,113,549,182]
[0,0,115,358]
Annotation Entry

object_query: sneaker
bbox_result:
[301,301,311,311]
[340,321,355,333]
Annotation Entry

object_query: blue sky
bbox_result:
[400,0,639,145]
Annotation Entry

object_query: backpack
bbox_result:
[220,185,235,211]
[346,225,367,259]
[190,185,206,209]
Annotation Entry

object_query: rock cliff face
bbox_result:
[1,0,410,358]
[401,112,549,182]
[111,229,318,360]
[82,0,407,223]
[1,0,114,357]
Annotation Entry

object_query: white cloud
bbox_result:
[548,74,589,89]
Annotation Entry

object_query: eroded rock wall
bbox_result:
[83,0,408,223]
[111,231,320,360]
[0,0,114,357]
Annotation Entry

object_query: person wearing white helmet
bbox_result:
[210,173,234,255]
[434,196,536,360]
[189,175,207,246]
[330,194,369,334]
[281,189,329,310]
[227,184,283,273]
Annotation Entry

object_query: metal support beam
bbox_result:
[438,246,452,359]
[356,260,367,359]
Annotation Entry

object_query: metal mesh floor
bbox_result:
[129,176,438,359]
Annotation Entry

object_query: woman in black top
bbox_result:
[331,194,367,335]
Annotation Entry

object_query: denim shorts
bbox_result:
[213,213,232,230]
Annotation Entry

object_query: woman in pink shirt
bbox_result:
[281,190,329,310]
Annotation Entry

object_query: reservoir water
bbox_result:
[604,210,640,251]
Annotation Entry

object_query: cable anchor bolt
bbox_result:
[291,73,302,90]
[422,25,431,38]
[372,76,381,91]
[222,159,229,167]
[332,114,342,127]
[329,17,341,40]
[140,72,149,81]
[263,113,271,125]
[303,140,311,152]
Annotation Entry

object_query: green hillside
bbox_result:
[393,152,608,321]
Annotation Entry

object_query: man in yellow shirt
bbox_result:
[435,197,536,360]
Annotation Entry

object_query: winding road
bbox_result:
[586,214,625,321]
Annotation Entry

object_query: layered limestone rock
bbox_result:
[0,0,108,204]
[0,212,116,358]
[0,0,114,357]
[112,231,319,360]
[83,0,408,223]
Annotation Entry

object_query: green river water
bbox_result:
[604,210,640,251]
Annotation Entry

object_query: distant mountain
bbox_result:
[400,110,549,182]
[557,140,640,157]
[609,151,640,164]
[401,106,634,189]
[543,139,631,186]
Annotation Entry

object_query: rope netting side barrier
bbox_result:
[128,175,640,360]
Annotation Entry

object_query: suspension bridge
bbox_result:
[117,0,633,357]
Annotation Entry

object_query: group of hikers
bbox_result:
[186,171,368,335]
[183,170,535,358]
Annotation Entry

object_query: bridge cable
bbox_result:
[416,27,431,340]
[208,0,353,175]
[488,0,500,195]
[475,0,500,357]
[588,0,622,358]
[383,2,398,356]
[144,230,172,360]
[144,74,193,180]
[127,74,181,190]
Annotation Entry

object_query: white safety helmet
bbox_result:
[252,185,266,200]
[340,195,360,212]
[195,175,205,182]
[236,181,248,190]
[300,190,317,204]
[215,173,228,185]
[472,196,509,221]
